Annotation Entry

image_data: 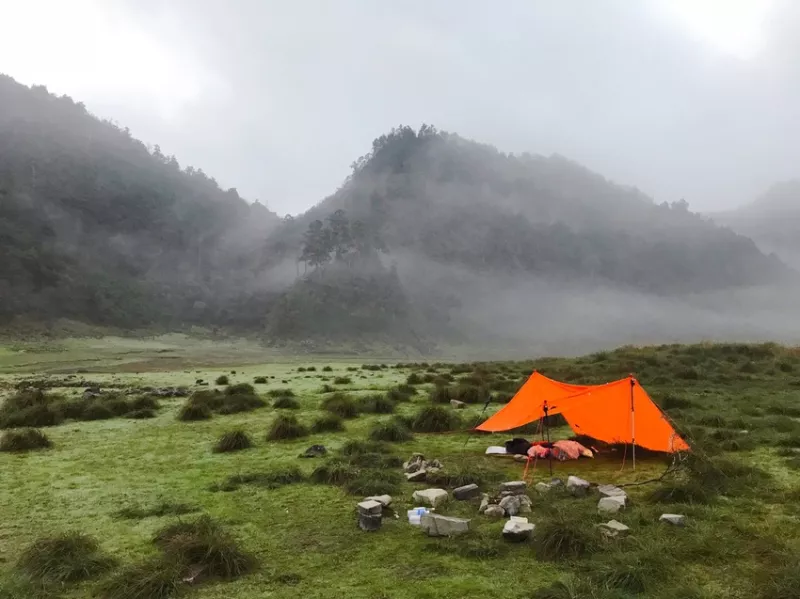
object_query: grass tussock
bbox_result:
[411,405,462,432]
[253,376,268,384]
[211,466,305,492]
[177,403,212,422]
[425,529,510,560]
[429,386,452,404]
[357,394,396,414]
[16,533,115,584]
[368,419,414,443]
[534,511,600,561]
[95,558,183,599]
[333,376,352,385]
[321,393,359,419]
[343,469,403,496]
[272,396,300,409]
[0,428,51,452]
[215,375,229,385]
[267,388,295,397]
[213,430,253,453]
[310,459,361,485]
[153,516,256,580]
[179,387,266,420]
[311,413,345,433]
[425,462,501,488]
[266,414,308,441]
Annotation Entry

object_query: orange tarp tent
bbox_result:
[476,372,689,453]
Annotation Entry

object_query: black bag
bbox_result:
[504,437,532,455]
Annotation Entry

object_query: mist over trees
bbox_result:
[1,75,797,351]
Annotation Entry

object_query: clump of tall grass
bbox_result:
[0,428,51,452]
[213,430,253,453]
[266,414,308,441]
[16,533,115,584]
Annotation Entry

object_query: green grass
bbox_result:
[1,341,800,598]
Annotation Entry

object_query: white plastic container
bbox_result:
[407,507,429,525]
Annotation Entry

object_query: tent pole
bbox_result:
[543,401,553,476]
[630,376,636,471]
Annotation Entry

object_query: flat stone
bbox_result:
[597,496,626,514]
[453,484,480,500]
[598,520,630,536]
[518,495,532,513]
[514,454,528,462]
[405,469,427,482]
[598,484,627,499]
[365,495,392,507]
[534,482,552,493]
[478,493,490,513]
[358,513,382,532]
[420,513,471,537]
[550,478,564,487]
[427,459,443,469]
[357,499,383,516]
[450,399,466,409]
[412,488,449,508]
[502,518,535,542]
[660,513,687,527]
[403,453,425,473]
[498,495,521,516]
[484,505,505,518]
[566,475,591,497]
[500,481,527,494]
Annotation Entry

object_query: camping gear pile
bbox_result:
[502,437,595,461]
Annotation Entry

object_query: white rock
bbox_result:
[412,488,449,508]
[503,518,535,542]
[450,399,466,409]
[478,493,490,513]
[357,499,383,515]
[534,482,552,493]
[598,484,627,499]
[453,484,481,500]
[566,475,591,497]
[420,513,471,537]
[500,481,527,494]
[659,513,687,527]
[484,505,505,518]
[498,495,521,516]
[598,520,630,536]
[405,469,427,482]
[597,496,626,514]
[365,495,392,507]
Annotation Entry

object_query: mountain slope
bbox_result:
[0,75,280,326]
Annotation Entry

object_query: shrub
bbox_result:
[343,469,403,496]
[357,394,395,414]
[213,430,253,453]
[311,414,345,433]
[424,529,509,560]
[411,405,462,432]
[322,366,333,372]
[310,459,361,485]
[212,466,305,491]
[588,551,669,594]
[425,463,500,488]
[187,389,225,410]
[297,367,306,372]
[406,372,423,385]
[267,388,295,397]
[225,383,255,396]
[534,514,600,561]
[396,383,418,396]
[362,364,381,371]
[114,502,198,520]
[82,402,115,421]
[0,428,51,452]
[273,396,300,409]
[215,375,230,385]
[177,403,212,421]
[217,394,267,415]
[452,384,488,404]
[430,386,452,404]
[322,393,359,419]
[95,558,182,599]
[333,376,352,385]
[153,516,255,580]
[266,414,308,441]
[369,419,414,443]
[130,395,159,411]
[253,376,268,384]
[0,404,63,429]
[17,533,115,584]
[126,408,156,419]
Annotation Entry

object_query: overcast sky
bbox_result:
[2,0,799,215]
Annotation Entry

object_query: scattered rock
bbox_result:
[550,478,564,487]
[514,454,528,462]
[357,500,383,516]
[478,493,490,513]
[518,495,532,514]
[299,444,327,458]
[598,520,630,537]
[427,459,443,469]
[598,484,627,499]
[359,513,382,531]
[403,453,426,473]
[534,482,552,494]
[406,470,427,482]
[450,399,466,409]
[659,513,687,527]
[484,505,505,518]
[365,495,392,507]
[420,514,471,537]
[498,495,521,516]
[500,481,527,494]
[426,467,441,477]
[566,475,590,497]
[597,496,626,514]
[503,517,535,542]
[412,488,449,508]
[453,484,480,500]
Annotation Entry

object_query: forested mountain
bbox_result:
[712,180,800,269]
[0,75,279,327]
[0,76,795,350]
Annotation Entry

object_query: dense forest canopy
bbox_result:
[0,76,795,347]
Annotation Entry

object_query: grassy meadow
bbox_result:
[1,338,799,599]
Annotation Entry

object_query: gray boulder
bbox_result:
[450,399,466,409]
[597,496,626,514]
[299,444,327,458]
[534,482,552,494]
[420,513,471,537]
[500,481,527,494]
[358,513,382,531]
[566,475,591,497]
[405,469,427,482]
[484,505,505,518]
[503,518,535,542]
[498,495,521,516]
[659,513,687,527]
[357,499,383,516]
[598,484,627,499]
[365,495,392,507]
[518,495,532,513]
[412,488,449,508]
[453,484,480,500]
[598,519,630,536]
[478,493,490,513]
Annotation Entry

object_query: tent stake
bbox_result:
[543,401,553,476]
[630,376,636,471]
